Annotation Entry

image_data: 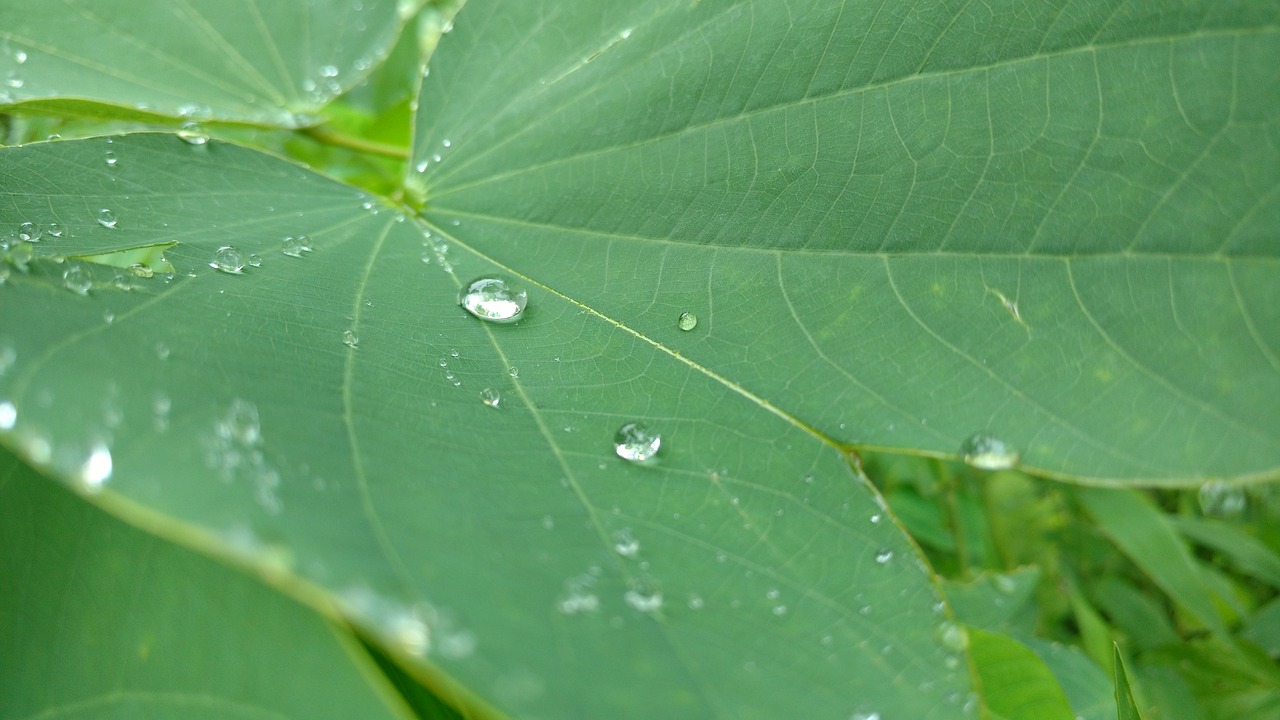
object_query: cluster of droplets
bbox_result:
[414,138,452,174]
[203,398,282,515]
[421,229,451,271]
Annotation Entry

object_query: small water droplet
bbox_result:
[247,253,262,267]
[95,208,117,228]
[624,580,663,614]
[687,593,705,610]
[677,311,698,331]
[480,387,500,407]
[17,221,41,242]
[870,513,882,524]
[177,121,210,145]
[342,329,359,348]
[75,440,113,492]
[851,711,882,720]
[210,245,245,274]
[102,309,115,324]
[772,604,788,616]
[0,400,15,430]
[612,527,640,557]
[14,50,27,64]
[319,64,339,77]
[458,276,527,323]
[614,422,660,462]
[281,235,313,257]
[874,549,893,565]
[936,621,968,652]
[558,573,600,615]
[104,150,118,168]
[62,265,91,295]
[508,366,519,378]
[46,222,63,238]
[449,348,460,358]
[960,432,1019,470]
[1198,481,1247,517]
[154,341,170,360]
[127,263,154,278]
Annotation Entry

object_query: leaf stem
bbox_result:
[300,124,408,159]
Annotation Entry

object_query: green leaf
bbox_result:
[1147,638,1280,720]
[1022,638,1120,720]
[1114,645,1144,720]
[0,447,414,720]
[1174,515,1280,590]
[1076,488,1229,638]
[0,0,409,125]
[968,627,1075,720]
[411,0,1280,484]
[0,134,967,719]
[943,568,1041,637]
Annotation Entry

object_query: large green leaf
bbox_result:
[412,0,1280,484]
[0,447,415,720]
[0,0,411,124]
[0,135,966,719]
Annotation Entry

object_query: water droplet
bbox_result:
[677,311,698,331]
[177,121,209,145]
[772,604,788,616]
[128,263,154,278]
[936,621,968,652]
[319,64,339,77]
[449,348,460,358]
[960,432,1019,470]
[342,329,359,348]
[624,580,663,614]
[612,527,640,557]
[102,309,115,324]
[218,398,260,445]
[558,573,600,615]
[154,342,170,360]
[851,711,882,720]
[0,400,15,430]
[75,440,113,492]
[480,387,500,407]
[458,276,527,323]
[210,245,245,274]
[104,150,118,168]
[46,222,63,238]
[1199,481,1247,517]
[247,253,262,268]
[508,366,519,378]
[95,208,117,228]
[874,549,893,565]
[870,513,882,524]
[17,221,41,242]
[62,266,91,295]
[14,50,27,64]
[614,422,660,462]
[281,235,313,257]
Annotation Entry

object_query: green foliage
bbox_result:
[2,1,1279,719]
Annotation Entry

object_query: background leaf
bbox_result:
[1114,645,1143,720]
[968,627,1075,720]
[0,447,415,720]
[0,0,411,125]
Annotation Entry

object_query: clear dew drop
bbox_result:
[508,366,519,378]
[96,208,117,229]
[210,245,245,274]
[75,441,113,493]
[104,150,118,168]
[874,548,893,565]
[960,432,1019,470]
[677,311,698,331]
[281,235,313,257]
[612,527,640,558]
[17,221,41,242]
[458,276,527,323]
[624,581,663,614]
[936,621,968,652]
[247,253,262,268]
[614,422,660,462]
[1198,481,1247,517]
[177,121,210,145]
[342,329,359,348]
[128,263,154,278]
[62,265,91,295]
[0,400,16,430]
[480,387,500,408]
[47,222,63,238]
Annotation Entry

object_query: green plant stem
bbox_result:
[301,124,408,159]
[934,459,971,579]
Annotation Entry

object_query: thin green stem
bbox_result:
[301,124,408,159]
[934,459,971,579]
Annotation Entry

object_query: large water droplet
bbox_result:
[677,311,698,331]
[96,208,117,228]
[281,235,313,257]
[458,276,527,323]
[960,432,1019,470]
[17,221,41,242]
[614,422,660,462]
[177,121,210,145]
[612,527,640,557]
[62,266,91,295]
[480,387,500,408]
[210,245,245,274]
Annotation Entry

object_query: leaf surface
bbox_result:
[0,135,964,719]
[0,0,409,124]
[412,0,1280,484]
